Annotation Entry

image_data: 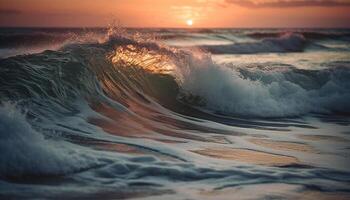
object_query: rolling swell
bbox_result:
[197,33,310,54]
[247,30,350,41]
[0,28,106,48]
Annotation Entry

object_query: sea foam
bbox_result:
[179,55,350,117]
[0,103,100,178]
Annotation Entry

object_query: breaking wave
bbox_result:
[0,31,349,119]
[182,62,350,117]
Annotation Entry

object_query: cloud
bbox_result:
[225,0,350,8]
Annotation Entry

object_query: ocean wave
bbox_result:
[247,30,350,41]
[197,33,309,54]
[0,32,105,49]
[181,62,350,117]
[1,29,350,198]
[0,31,349,119]
[2,29,349,57]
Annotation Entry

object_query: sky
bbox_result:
[0,0,350,28]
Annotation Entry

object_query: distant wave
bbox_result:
[247,31,350,41]
[0,31,105,49]
[0,33,71,48]
[197,33,310,54]
[2,28,349,54]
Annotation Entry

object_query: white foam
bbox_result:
[178,55,350,117]
[0,103,100,177]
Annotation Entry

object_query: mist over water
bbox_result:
[0,27,350,199]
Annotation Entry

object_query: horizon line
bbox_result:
[1,26,350,29]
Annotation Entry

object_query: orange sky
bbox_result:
[0,0,350,27]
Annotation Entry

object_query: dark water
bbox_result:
[0,27,350,199]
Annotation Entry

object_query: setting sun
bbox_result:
[186,19,193,26]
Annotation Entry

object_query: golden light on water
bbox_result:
[110,45,175,74]
[186,19,193,26]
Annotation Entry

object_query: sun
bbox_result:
[186,19,193,26]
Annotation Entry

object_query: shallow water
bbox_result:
[0,28,350,199]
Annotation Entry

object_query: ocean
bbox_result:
[0,27,350,199]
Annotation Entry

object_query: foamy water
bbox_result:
[0,27,350,199]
